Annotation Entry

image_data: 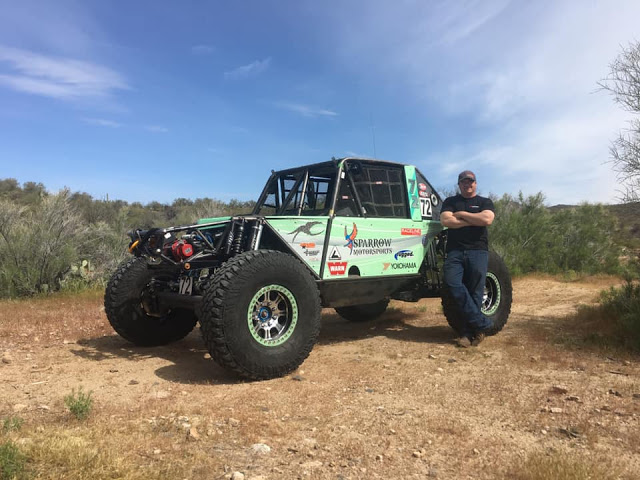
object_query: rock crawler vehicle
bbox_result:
[105,158,512,380]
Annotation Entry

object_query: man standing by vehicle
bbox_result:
[440,170,495,347]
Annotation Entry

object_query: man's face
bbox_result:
[458,178,477,198]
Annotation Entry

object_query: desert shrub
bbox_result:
[599,280,640,350]
[491,193,621,276]
[0,190,86,297]
[1,417,23,434]
[0,441,26,480]
[64,388,94,421]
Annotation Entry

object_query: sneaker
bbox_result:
[471,332,486,346]
[455,336,472,348]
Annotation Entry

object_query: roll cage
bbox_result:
[253,157,440,219]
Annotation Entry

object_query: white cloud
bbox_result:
[0,45,129,100]
[82,117,122,128]
[145,125,169,133]
[191,44,215,55]
[273,101,338,118]
[224,57,271,80]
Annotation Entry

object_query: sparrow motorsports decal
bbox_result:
[288,221,325,241]
[328,261,348,275]
[344,223,392,256]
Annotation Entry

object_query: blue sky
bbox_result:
[1,0,639,206]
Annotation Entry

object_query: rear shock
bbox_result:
[233,220,245,254]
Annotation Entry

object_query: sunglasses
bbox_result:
[458,178,476,183]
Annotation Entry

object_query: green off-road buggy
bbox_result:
[105,158,512,379]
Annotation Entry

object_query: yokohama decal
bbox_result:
[328,262,347,275]
[401,228,421,236]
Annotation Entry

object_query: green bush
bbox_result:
[599,280,640,350]
[0,441,26,480]
[64,388,94,421]
[491,192,622,276]
[1,417,23,434]
[0,190,85,297]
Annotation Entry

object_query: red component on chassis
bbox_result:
[171,240,194,260]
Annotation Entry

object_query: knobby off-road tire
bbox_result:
[335,299,390,322]
[104,257,198,346]
[441,250,512,336]
[199,250,321,380]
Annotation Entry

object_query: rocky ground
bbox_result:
[0,275,639,479]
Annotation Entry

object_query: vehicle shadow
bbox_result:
[318,309,456,346]
[71,309,457,385]
[71,333,240,385]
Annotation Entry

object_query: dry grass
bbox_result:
[1,275,639,479]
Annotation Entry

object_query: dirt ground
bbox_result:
[1,276,639,479]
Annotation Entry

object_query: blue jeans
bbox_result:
[443,249,492,338]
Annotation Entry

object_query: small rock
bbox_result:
[247,476,267,480]
[2,354,13,364]
[550,407,564,414]
[251,443,271,455]
[228,418,240,427]
[566,396,580,402]
[231,472,245,480]
[436,368,444,373]
[608,389,622,397]
[550,386,568,394]
[188,427,200,440]
[633,393,640,399]
[291,374,305,381]
[412,451,423,458]
[153,449,161,455]
[128,380,139,385]
[396,353,404,358]
[541,429,547,435]
[375,454,383,461]
[447,358,457,363]
[365,388,374,393]
[151,390,170,399]
[428,467,438,477]
[428,354,437,359]
[473,448,480,455]
[37,405,50,411]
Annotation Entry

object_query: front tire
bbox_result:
[335,299,390,322]
[104,257,198,346]
[441,250,512,336]
[199,250,321,380]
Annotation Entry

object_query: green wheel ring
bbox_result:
[482,272,502,316]
[247,284,298,347]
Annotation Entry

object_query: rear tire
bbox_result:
[104,257,198,346]
[335,299,390,322]
[441,250,512,336]
[199,250,321,380]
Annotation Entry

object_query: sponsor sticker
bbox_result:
[300,242,316,249]
[419,190,429,198]
[328,261,347,275]
[394,250,414,260]
[418,183,427,191]
[401,227,421,236]
[384,262,417,270]
[329,246,342,260]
